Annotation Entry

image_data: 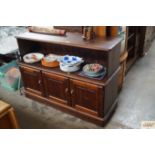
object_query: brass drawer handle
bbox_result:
[71,89,74,94]
[38,80,41,84]
[65,88,68,93]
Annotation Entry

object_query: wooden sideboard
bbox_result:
[16,32,121,126]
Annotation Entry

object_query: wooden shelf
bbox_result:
[126,55,138,72]
[126,27,140,71]
[127,45,134,52]
[19,61,120,87]
[127,33,134,40]
[16,32,122,52]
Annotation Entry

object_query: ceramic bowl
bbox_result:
[23,53,44,63]
[60,63,80,72]
[59,55,84,67]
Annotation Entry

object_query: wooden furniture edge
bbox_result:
[25,90,118,126]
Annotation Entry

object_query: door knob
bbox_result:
[65,88,68,93]
[71,89,74,94]
[38,80,41,84]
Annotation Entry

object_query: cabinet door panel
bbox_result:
[70,80,103,116]
[20,66,43,96]
[42,72,70,105]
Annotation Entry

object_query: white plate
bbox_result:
[23,53,44,63]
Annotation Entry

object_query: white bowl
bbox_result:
[23,53,44,63]
[60,63,80,72]
[59,55,84,67]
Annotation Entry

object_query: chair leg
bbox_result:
[8,108,20,129]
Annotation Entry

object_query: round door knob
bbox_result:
[38,80,41,84]
[65,88,68,93]
[71,89,74,94]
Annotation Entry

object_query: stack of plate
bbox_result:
[82,63,106,77]
[59,55,84,72]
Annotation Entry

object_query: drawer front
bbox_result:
[42,72,70,105]
[20,66,44,96]
[70,79,103,116]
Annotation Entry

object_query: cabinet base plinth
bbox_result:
[25,91,117,127]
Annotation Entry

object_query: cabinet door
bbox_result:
[42,72,70,105]
[70,80,103,116]
[20,66,44,96]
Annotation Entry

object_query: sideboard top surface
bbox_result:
[19,61,120,87]
[16,32,122,51]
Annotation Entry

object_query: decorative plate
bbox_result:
[83,63,105,75]
[23,53,44,63]
[83,70,106,77]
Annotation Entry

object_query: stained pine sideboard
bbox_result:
[16,32,121,126]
